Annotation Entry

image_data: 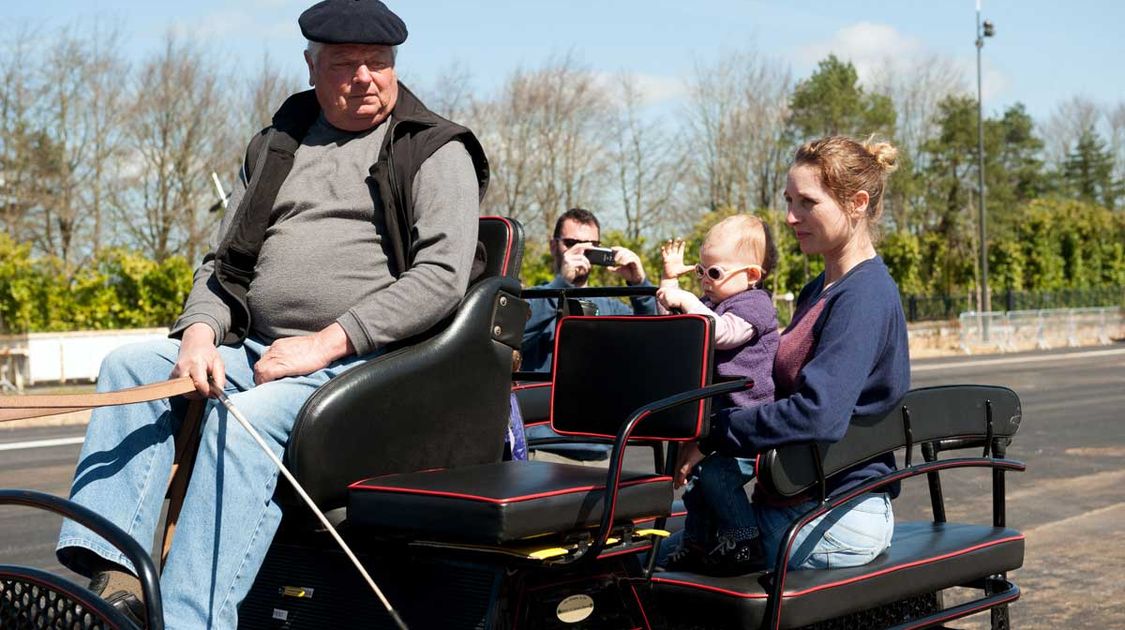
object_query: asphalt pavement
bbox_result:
[1,344,1122,628]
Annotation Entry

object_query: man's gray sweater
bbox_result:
[172,115,480,355]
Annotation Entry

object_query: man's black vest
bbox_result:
[206,84,490,345]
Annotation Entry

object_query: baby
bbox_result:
[657,214,779,575]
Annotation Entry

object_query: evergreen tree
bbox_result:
[920,95,977,236]
[1063,126,1119,209]
[994,104,1047,204]
[985,103,1048,239]
[789,55,896,140]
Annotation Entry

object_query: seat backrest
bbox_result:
[513,382,552,428]
[549,315,714,441]
[757,384,1022,498]
[477,216,524,282]
[286,217,528,509]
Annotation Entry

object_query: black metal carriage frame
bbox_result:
[0,216,1026,629]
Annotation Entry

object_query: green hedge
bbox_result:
[0,236,193,333]
[3,197,1120,334]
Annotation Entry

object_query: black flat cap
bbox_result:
[299,0,408,45]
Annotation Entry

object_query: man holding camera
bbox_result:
[520,208,656,372]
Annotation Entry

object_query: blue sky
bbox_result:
[8,0,1124,122]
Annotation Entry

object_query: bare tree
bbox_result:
[118,33,234,263]
[245,51,302,136]
[84,22,129,254]
[683,50,792,216]
[0,24,44,244]
[475,80,539,229]
[609,74,680,240]
[869,53,965,160]
[868,53,965,231]
[1042,96,1102,169]
[415,60,477,124]
[32,31,86,268]
[1107,102,1125,190]
[24,24,129,269]
[478,54,613,237]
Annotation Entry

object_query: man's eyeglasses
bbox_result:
[695,263,759,282]
[555,238,601,249]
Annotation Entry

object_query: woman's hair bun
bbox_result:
[863,140,899,173]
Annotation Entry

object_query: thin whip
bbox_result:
[210,381,408,630]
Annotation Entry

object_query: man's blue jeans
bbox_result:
[57,337,373,629]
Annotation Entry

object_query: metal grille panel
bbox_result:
[0,575,115,630]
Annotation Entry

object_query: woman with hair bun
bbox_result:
[664,135,910,571]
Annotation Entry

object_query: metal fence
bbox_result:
[904,286,1124,322]
[903,294,973,322]
[958,307,1123,353]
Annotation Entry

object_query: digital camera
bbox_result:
[584,247,616,266]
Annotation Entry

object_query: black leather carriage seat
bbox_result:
[349,461,671,545]
[283,216,527,512]
[651,522,1024,628]
[649,384,1026,629]
[348,315,717,546]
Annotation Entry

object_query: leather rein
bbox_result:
[0,377,197,422]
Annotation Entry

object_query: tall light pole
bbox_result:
[976,2,995,335]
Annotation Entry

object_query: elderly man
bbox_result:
[55,1,486,627]
[520,208,656,372]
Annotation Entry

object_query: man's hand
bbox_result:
[661,238,695,281]
[254,323,354,385]
[171,322,225,398]
[560,243,593,285]
[674,441,706,488]
[608,246,646,285]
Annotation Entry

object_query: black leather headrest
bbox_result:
[477,216,523,281]
[550,315,713,441]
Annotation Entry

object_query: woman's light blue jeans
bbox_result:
[57,337,372,629]
[660,491,894,570]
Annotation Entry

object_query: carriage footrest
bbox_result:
[649,521,1024,629]
[348,460,673,545]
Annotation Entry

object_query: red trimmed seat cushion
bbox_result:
[651,521,1024,628]
[348,461,673,545]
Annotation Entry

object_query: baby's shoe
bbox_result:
[705,532,766,577]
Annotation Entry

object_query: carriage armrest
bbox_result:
[285,276,527,510]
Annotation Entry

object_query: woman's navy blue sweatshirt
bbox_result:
[703,256,910,501]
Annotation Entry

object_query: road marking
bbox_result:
[912,347,1125,372]
[0,437,84,452]
[1023,501,1125,536]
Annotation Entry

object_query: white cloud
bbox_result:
[169,10,249,40]
[794,21,1008,102]
[795,22,925,83]
[251,0,296,8]
[172,8,293,43]
[591,71,686,107]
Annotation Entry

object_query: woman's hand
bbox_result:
[171,323,225,398]
[661,239,694,281]
[674,441,706,488]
